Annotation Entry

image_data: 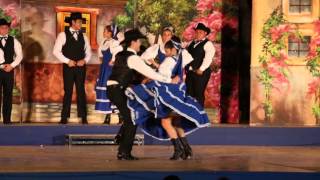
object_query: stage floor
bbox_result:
[0,145,319,173]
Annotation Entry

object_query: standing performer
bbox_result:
[107,29,179,160]
[126,37,210,160]
[141,26,174,68]
[0,18,23,124]
[186,23,215,106]
[53,12,92,124]
[95,24,120,124]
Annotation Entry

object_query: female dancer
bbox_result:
[126,37,210,160]
[95,24,120,124]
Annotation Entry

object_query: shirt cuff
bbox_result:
[10,62,18,68]
[199,66,207,72]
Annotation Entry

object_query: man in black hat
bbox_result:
[53,12,92,124]
[186,23,215,107]
[0,18,23,124]
[107,29,180,160]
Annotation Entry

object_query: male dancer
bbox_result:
[107,29,179,160]
[53,12,92,124]
[0,18,23,124]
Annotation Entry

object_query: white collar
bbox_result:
[69,27,79,33]
[0,34,8,38]
[127,47,137,55]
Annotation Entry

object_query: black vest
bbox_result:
[0,36,14,64]
[187,39,209,71]
[109,50,143,88]
[62,29,85,61]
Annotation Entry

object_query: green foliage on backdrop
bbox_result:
[114,0,197,36]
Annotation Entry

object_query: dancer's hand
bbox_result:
[68,60,76,67]
[77,60,86,67]
[171,76,180,84]
[3,64,13,72]
[141,78,151,84]
[109,60,114,66]
[195,69,203,75]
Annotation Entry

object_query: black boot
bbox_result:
[117,152,139,160]
[82,117,88,124]
[104,114,111,124]
[179,137,193,159]
[114,125,124,145]
[170,138,186,160]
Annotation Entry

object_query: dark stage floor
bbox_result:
[0,145,319,173]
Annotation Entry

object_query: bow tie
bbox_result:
[71,31,79,35]
[194,40,202,44]
[0,37,7,41]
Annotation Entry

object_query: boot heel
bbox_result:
[170,139,186,160]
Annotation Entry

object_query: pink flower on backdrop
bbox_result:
[205,70,221,108]
[193,17,209,27]
[182,22,196,42]
[307,78,320,96]
[267,66,289,85]
[207,12,223,30]
[270,24,293,42]
[270,51,288,68]
[314,20,320,33]
[307,35,320,59]
[208,31,218,41]
[3,3,19,27]
[213,44,222,65]
[196,0,216,12]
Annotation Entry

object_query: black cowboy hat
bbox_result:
[194,23,211,35]
[120,29,146,45]
[64,12,86,23]
[0,18,11,27]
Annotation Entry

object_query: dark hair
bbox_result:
[162,26,175,35]
[164,36,181,50]
[104,25,119,38]
[104,25,112,33]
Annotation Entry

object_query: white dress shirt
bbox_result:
[53,27,92,64]
[0,48,4,64]
[192,39,215,71]
[98,38,120,58]
[107,47,171,85]
[0,35,23,68]
[158,49,193,79]
[141,43,165,65]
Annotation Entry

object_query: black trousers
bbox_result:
[186,69,211,107]
[0,70,14,123]
[61,65,87,120]
[107,85,137,154]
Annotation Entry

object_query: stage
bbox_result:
[0,124,319,146]
[0,145,319,179]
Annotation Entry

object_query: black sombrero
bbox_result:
[64,12,86,23]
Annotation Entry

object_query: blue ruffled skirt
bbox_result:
[126,81,210,141]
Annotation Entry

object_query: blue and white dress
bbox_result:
[95,38,120,114]
[141,43,166,66]
[126,50,210,140]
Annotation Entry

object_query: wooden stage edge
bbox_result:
[0,145,319,173]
